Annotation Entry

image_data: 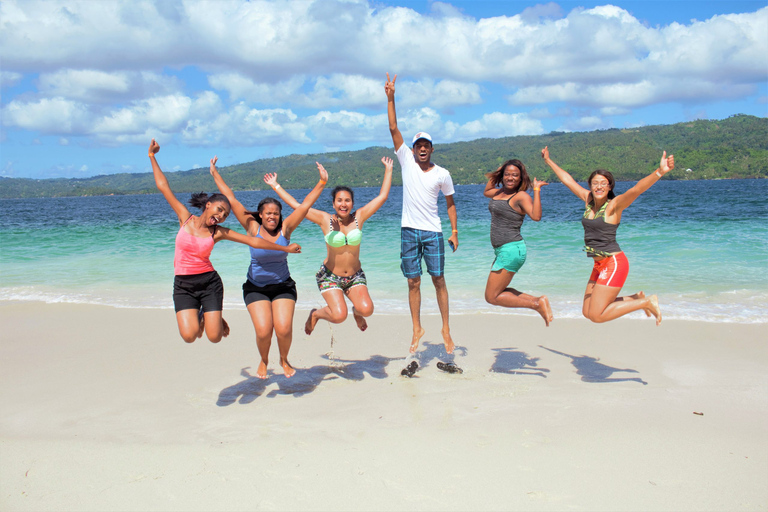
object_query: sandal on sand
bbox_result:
[437,362,463,374]
[401,361,418,378]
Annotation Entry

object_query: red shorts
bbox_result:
[589,252,629,288]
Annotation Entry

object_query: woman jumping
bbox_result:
[483,159,553,325]
[149,139,300,344]
[267,157,393,335]
[541,146,672,324]
[209,158,326,378]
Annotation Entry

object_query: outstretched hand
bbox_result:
[540,146,549,160]
[149,139,160,156]
[209,156,218,174]
[384,72,397,100]
[381,156,393,172]
[315,162,328,182]
[264,173,278,188]
[533,178,549,190]
[287,243,301,253]
[660,151,675,174]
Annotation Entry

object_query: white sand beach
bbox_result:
[1,302,766,511]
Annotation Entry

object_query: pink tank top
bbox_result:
[174,216,215,275]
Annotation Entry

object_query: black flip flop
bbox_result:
[437,362,463,374]
[401,361,418,378]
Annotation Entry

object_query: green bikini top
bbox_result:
[324,215,362,247]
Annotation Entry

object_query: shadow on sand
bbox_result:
[540,345,647,385]
[489,348,550,377]
[217,354,399,406]
[403,341,467,377]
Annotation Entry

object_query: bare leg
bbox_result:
[485,270,553,326]
[176,309,201,343]
[346,285,373,332]
[586,283,661,325]
[247,301,275,379]
[407,277,425,353]
[432,275,454,355]
[272,299,296,378]
[202,310,225,343]
[305,289,348,335]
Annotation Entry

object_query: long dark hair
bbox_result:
[586,169,616,204]
[245,197,283,231]
[189,192,231,210]
[485,159,531,194]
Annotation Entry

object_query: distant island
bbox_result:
[1,114,765,198]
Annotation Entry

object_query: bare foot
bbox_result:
[534,296,554,326]
[281,360,296,378]
[632,291,651,317]
[353,309,368,332]
[222,318,230,337]
[409,327,425,353]
[304,309,318,335]
[646,295,662,326]
[441,327,455,355]
[256,361,268,379]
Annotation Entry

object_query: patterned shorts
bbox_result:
[316,265,367,293]
[400,227,445,278]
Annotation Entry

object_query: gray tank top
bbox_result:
[581,200,621,257]
[489,196,525,248]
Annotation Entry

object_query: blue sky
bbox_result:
[1,0,766,179]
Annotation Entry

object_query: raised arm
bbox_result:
[209,156,255,232]
[356,157,394,223]
[385,73,405,150]
[215,226,301,253]
[517,178,548,221]
[281,162,328,236]
[483,177,500,198]
[541,146,589,202]
[265,172,326,226]
[149,139,190,225]
[611,152,675,213]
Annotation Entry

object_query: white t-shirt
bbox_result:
[395,143,455,232]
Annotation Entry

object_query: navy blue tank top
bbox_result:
[246,226,291,286]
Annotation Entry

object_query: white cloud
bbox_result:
[445,112,544,141]
[37,70,181,103]
[1,71,23,88]
[2,97,91,134]
[1,0,766,163]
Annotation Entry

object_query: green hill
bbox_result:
[1,114,765,198]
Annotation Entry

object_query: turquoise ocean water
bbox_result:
[1,179,766,323]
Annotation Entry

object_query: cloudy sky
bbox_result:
[1,0,766,179]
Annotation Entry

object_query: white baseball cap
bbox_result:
[411,132,433,146]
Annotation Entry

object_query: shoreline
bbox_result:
[2,302,767,511]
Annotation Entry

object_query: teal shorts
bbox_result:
[491,240,527,273]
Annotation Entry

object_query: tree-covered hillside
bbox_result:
[1,114,765,198]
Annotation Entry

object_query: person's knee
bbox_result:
[431,275,446,288]
[208,333,223,343]
[181,332,197,343]
[357,302,374,317]
[485,291,498,305]
[407,277,421,290]
[329,306,347,324]
[273,323,292,339]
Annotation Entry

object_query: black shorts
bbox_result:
[173,271,224,313]
[243,277,298,305]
